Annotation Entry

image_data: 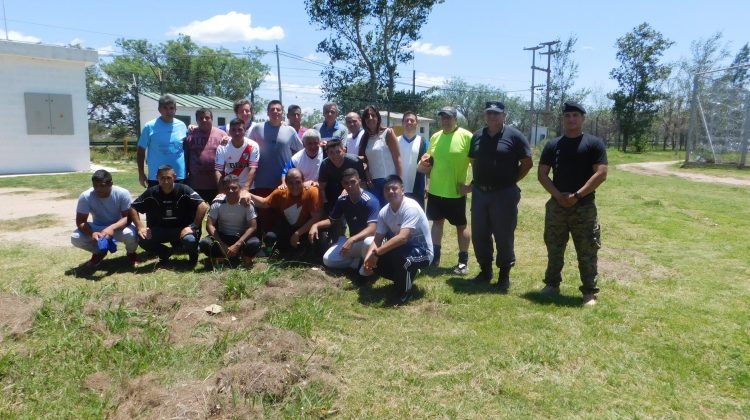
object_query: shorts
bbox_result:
[426,193,467,226]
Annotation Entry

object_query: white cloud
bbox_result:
[1,30,41,43]
[304,52,322,61]
[167,11,284,43]
[69,37,84,46]
[415,72,448,87]
[96,45,115,56]
[409,41,452,57]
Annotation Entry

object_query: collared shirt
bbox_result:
[329,189,380,235]
[314,121,348,143]
[469,125,531,189]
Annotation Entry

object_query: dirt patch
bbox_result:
[255,267,340,305]
[84,371,113,395]
[0,188,77,247]
[616,161,750,186]
[599,248,675,283]
[0,294,42,341]
[113,373,216,420]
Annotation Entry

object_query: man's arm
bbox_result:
[205,215,218,238]
[538,164,572,207]
[308,217,332,242]
[517,157,533,182]
[385,128,403,178]
[129,207,149,239]
[215,170,225,194]
[75,213,94,239]
[576,164,608,198]
[245,167,257,192]
[249,193,270,208]
[194,201,209,226]
[137,147,148,187]
[364,227,411,270]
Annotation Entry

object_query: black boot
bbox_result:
[472,265,493,284]
[497,267,511,293]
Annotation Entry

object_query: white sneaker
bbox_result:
[582,294,597,306]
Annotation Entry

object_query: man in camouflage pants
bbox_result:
[537,102,608,306]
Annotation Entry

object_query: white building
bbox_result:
[138,92,236,131]
[0,41,97,175]
[380,111,434,140]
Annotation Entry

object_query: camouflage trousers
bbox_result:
[543,198,601,294]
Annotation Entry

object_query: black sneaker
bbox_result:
[497,272,510,293]
[472,268,492,284]
[188,251,199,267]
[398,287,413,304]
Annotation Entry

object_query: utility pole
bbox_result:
[412,69,416,95]
[538,41,560,113]
[275,45,282,102]
[2,0,9,40]
[524,45,544,143]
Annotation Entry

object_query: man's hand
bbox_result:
[278,181,288,190]
[138,172,148,188]
[239,190,253,207]
[555,192,578,208]
[363,251,378,270]
[180,226,194,238]
[227,242,241,257]
[91,231,105,241]
[188,124,198,133]
[308,225,319,243]
[221,135,230,145]
[340,238,355,256]
[137,227,151,240]
[458,183,472,196]
[290,231,301,248]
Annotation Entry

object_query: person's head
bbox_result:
[233,99,253,124]
[158,94,178,121]
[438,106,458,132]
[267,100,284,125]
[91,169,113,198]
[222,174,242,202]
[340,168,361,196]
[325,139,346,164]
[383,174,405,205]
[301,129,321,156]
[484,101,506,130]
[287,105,302,128]
[228,117,246,140]
[562,101,586,136]
[285,168,304,196]
[156,165,176,194]
[195,108,213,132]
[323,102,338,125]
[402,111,418,133]
[345,111,362,135]
[362,105,382,134]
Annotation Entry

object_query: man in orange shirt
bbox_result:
[250,168,324,256]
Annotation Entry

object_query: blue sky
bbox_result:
[2,0,748,115]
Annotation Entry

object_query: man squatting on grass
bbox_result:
[538,102,608,305]
[71,169,138,268]
[199,174,261,267]
[362,175,433,303]
[308,168,380,272]
[129,165,209,266]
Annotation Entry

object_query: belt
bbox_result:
[474,184,500,192]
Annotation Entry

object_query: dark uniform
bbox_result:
[469,124,532,283]
[539,133,607,294]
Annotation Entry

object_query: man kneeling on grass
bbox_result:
[250,168,324,258]
[71,169,138,268]
[362,175,433,303]
[130,165,208,266]
[308,168,379,272]
[199,174,261,267]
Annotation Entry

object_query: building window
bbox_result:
[175,115,191,126]
[218,117,226,126]
[24,93,74,135]
[420,126,424,133]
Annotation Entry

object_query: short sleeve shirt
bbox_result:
[313,121,348,143]
[131,183,204,229]
[215,139,260,188]
[185,126,226,190]
[329,189,380,235]
[208,199,257,236]
[266,186,322,227]
[539,133,608,202]
[137,117,188,180]
[318,154,367,204]
[469,125,532,188]
[427,127,473,198]
[376,197,433,260]
[249,122,303,189]
[77,185,132,226]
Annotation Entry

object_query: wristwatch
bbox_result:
[574,191,583,200]
[372,249,379,257]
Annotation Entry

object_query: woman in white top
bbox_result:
[357,105,402,205]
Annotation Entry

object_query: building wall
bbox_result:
[138,95,235,132]
[0,49,93,175]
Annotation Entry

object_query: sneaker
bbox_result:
[126,253,138,268]
[188,251,199,267]
[158,249,173,263]
[582,294,597,306]
[398,287,413,304]
[540,285,560,296]
[452,263,468,275]
[86,253,106,268]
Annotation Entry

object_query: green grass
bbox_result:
[0,150,748,417]
[0,214,62,232]
[677,162,750,179]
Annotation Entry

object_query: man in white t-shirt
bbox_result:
[71,169,138,268]
[344,111,364,154]
[214,118,260,193]
[280,129,323,187]
[198,174,261,267]
[363,175,433,304]
[399,111,428,208]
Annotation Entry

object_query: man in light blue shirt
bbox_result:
[137,94,188,187]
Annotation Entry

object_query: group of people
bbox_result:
[72,94,607,305]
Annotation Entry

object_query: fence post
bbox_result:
[739,93,750,169]
[685,74,699,166]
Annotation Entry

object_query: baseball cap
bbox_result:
[437,106,457,118]
[563,101,586,114]
[485,101,506,113]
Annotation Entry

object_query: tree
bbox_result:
[550,35,589,134]
[729,43,749,87]
[87,36,269,135]
[433,78,528,132]
[609,23,674,152]
[305,0,443,106]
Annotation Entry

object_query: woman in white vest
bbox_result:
[357,105,403,206]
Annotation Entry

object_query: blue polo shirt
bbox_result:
[329,189,380,235]
[137,117,188,180]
